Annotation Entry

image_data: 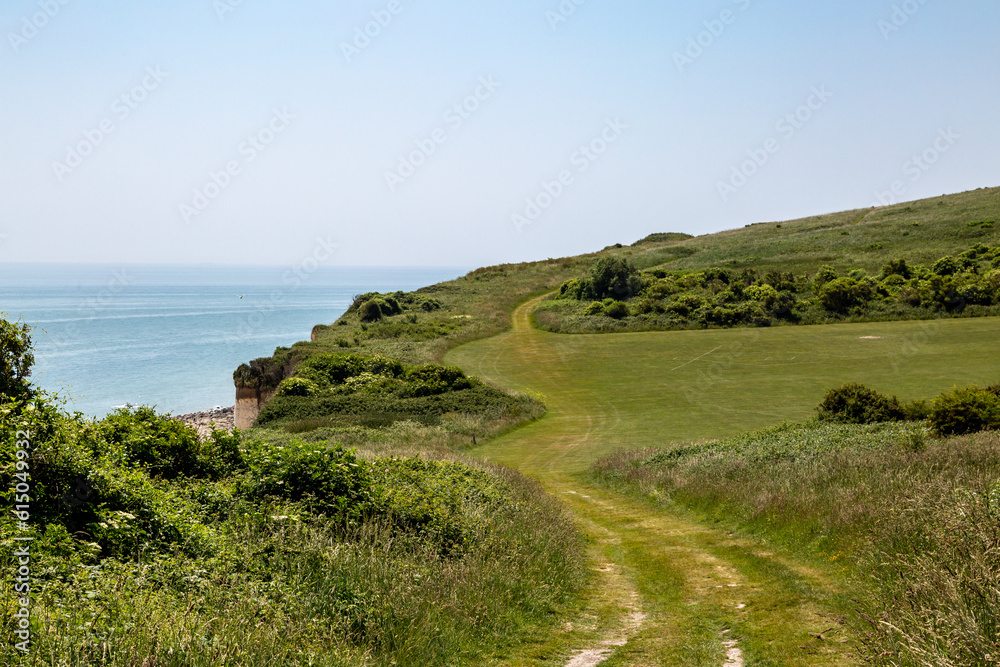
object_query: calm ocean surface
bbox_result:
[0,264,465,418]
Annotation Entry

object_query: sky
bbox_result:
[1,0,998,268]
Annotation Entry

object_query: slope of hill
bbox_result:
[236,186,1000,428]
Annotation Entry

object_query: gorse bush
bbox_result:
[243,443,376,522]
[930,385,1000,436]
[817,382,1000,435]
[97,406,203,479]
[358,299,384,322]
[275,376,320,397]
[817,383,905,424]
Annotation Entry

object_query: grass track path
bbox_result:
[447,296,861,666]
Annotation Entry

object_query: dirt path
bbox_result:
[447,296,858,666]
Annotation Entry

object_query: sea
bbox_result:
[0,264,466,418]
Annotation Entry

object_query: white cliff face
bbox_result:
[234,387,275,430]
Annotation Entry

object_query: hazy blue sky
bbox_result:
[2,1,998,267]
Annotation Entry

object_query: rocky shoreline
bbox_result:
[174,406,235,439]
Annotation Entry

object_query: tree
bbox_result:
[1,315,33,400]
[587,257,642,300]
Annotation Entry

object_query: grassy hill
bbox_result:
[629,186,1000,274]
[238,186,1000,431]
[307,186,1000,363]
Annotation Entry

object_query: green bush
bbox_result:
[813,265,839,291]
[378,457,507,554]
[881,258,913,280]
[233,356,287,390]
[930,386,1000,436]
[587,256,643,300]
[400,364,474,398]
[276,376,320,397]
[933,255,960,276]
[0,316,33,400]
[358,299,383,322]
[604,300,630,319]
[98,406,203,479]
[817,383,905,424]
[298,353,405,387]
[245,443,375,521]
[818,277,873,313]
[199,428,247,478]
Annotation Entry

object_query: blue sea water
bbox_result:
[0,264,465,418]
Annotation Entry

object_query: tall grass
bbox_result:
[0,401,584,667]
[591,424,1000,665]
[1,459,584,666]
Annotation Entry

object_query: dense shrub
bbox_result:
[604,300,630,319]
[98,406,203,479]
[930,386,1000,436]
[255,384,521,427]
[818,277,874,313]
[358,299,384,322]
[0,316,33,400]
[588,257,643,300]
[933,255,960,276]
[233,356,287,390]
[881,258,914,280]
[275,376,320,397]
[400,364,474,397]
[558,257,644,302]
[817,383,905,424]
[540,243,1000,333]
[298,353,404,386]
[244,443,375,520]
[379,457,508,553]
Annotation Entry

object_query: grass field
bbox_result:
[445,297,1000,665]
[449,310,1000,473]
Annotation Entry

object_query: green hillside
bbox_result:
[630,186,1000,274]
[238,186,1000,429]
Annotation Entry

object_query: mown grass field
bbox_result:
[449,313,1000,472]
